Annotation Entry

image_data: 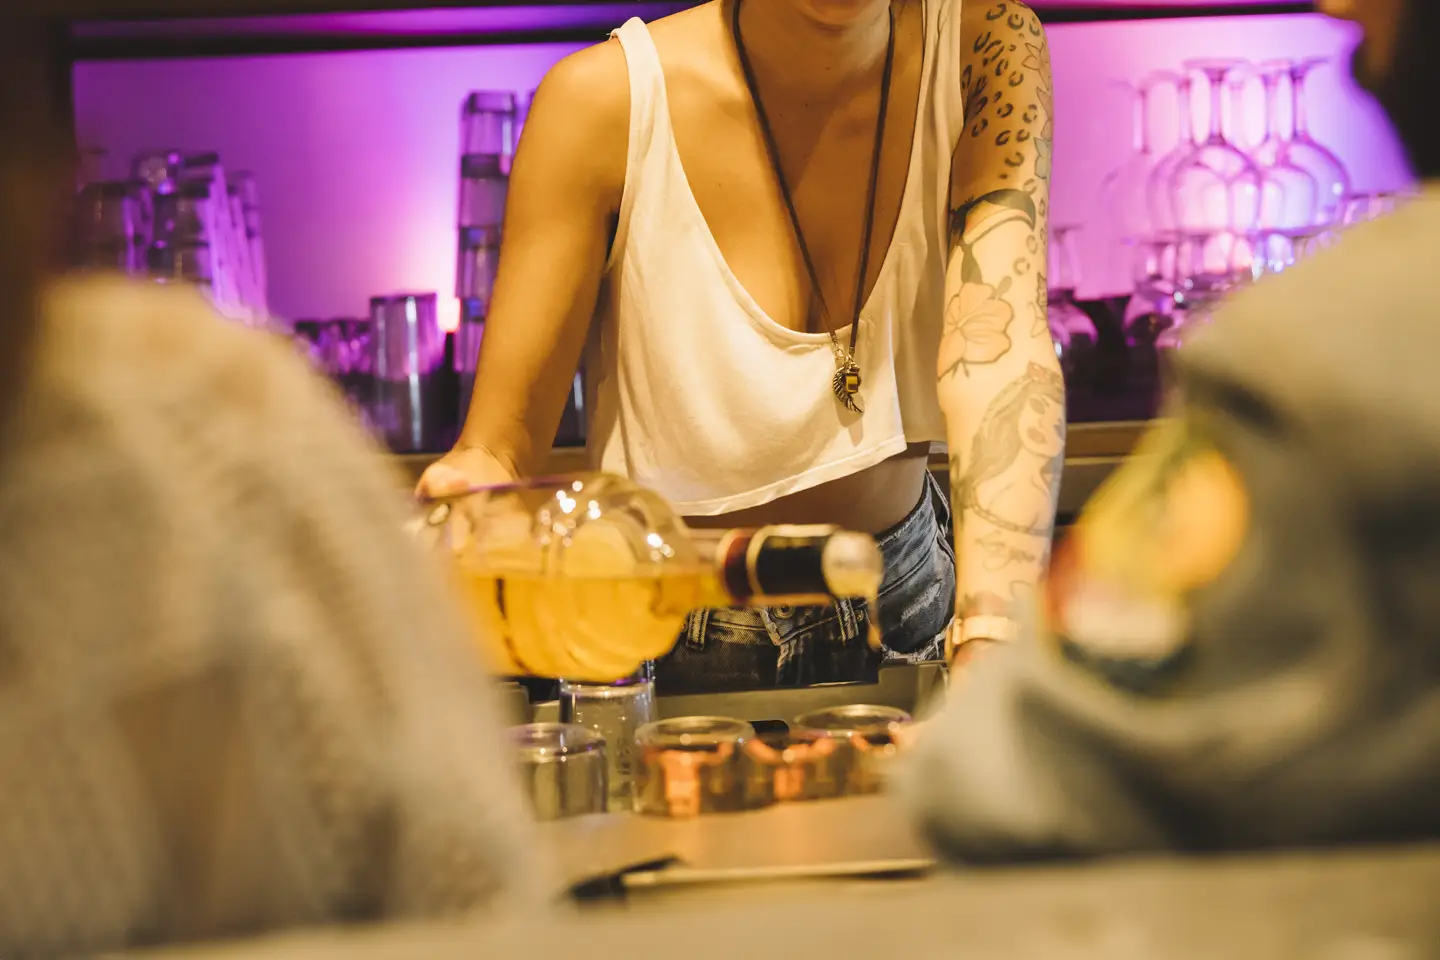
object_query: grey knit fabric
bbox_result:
[0,277,544,957]
[898,189,1440,862]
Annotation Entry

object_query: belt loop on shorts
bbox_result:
[836,597,862,643]
[683,608,711,650]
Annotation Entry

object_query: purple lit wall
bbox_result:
[73,11,1410,320]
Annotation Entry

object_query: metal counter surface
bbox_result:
[141,841,1440,959]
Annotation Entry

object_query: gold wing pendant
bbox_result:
[832,361,864,415]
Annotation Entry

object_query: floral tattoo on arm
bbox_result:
[939,2,1054,383]
[940,2,1061,626]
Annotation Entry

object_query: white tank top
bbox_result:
[586,1,966,516]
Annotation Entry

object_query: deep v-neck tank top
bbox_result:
[586,1,966,516]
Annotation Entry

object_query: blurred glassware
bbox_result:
[456,225,502,306]
[1279,57,1352,228]
[635,717,758,817]
[791,704,913,795]
[560,664,657,813]
[459,92,515,228]
[74,181,143,273]
[513,723,608,821]
[1252,61,1320,235]
[1146,70,1195,242]
[1169,59,1263,293]
[1098,78,1160,285]
[462,90,517,165]
[1342,192,1398,226]
[743,729,848,803]
[1047,224,1096,383]
[368,292,455,453]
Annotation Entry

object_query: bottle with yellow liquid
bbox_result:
[415,473,884,682]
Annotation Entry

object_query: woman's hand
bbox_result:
[414,444,520,500]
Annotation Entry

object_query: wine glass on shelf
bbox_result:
[1249,61,1320,276]
[1048,225,1096,386]
[1169,59,1263,297]
[1099,78,1161,286]
[1146,70,1195,244]
[1282,57,1351,228]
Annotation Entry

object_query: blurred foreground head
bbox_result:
[1320,0,1440,178]
[0,19,68,418]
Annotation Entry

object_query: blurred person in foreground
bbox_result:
[0,23,542,957]
[899,0,1440,859]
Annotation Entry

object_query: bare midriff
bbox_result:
[685,442,932,535]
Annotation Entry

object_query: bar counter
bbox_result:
[142,829,1440,958]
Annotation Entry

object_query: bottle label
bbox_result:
[721,525,837,605]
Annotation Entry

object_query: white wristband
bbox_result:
[960,615,1019,644]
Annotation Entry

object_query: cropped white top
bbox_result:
[586,2,966,516]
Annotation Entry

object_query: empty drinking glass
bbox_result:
[513,722,608,821]
[560,664,657,813]
[1281,57,1352,228]
[1170,59,1263,290]
[1048,225,1096,385]
[635,717,757,817]
[1099,78,1161,285]
[792,704,913,795]
[460,92,516,227]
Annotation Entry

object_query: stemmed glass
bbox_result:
[1146,71,1195,244]
[1281,57,1351,228]
[1099,79,1160,284]
[1169,59,1263,297]
[1249,60,1320,275]
[1048,225,1088,359]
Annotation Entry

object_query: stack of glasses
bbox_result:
[1097,57,1395,351]
[454,89,586,447]
[455,92,515,426]
[73,149,269,327]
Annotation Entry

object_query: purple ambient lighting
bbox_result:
[72,11,1408,323]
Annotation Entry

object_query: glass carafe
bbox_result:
[414,474,884,682]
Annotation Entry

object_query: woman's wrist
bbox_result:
[944,615,1020,667]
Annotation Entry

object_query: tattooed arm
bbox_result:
[939,1,1063,641]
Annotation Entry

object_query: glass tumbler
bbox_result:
[513,722,608,821]
[793,705,912,795]
[635,717,756,817]
[560,665,657,813]
[743,730,847,803]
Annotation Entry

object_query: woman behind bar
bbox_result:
[420,0,1063,691]
[0,23,541,956]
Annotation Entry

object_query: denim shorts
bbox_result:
[655,473,957,695]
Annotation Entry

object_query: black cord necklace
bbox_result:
[730,0,896,416]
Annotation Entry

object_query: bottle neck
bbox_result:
[693,526,883,605]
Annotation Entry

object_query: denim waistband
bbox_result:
[682,472,952,648]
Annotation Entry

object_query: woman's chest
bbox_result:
[662,27,927,334]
